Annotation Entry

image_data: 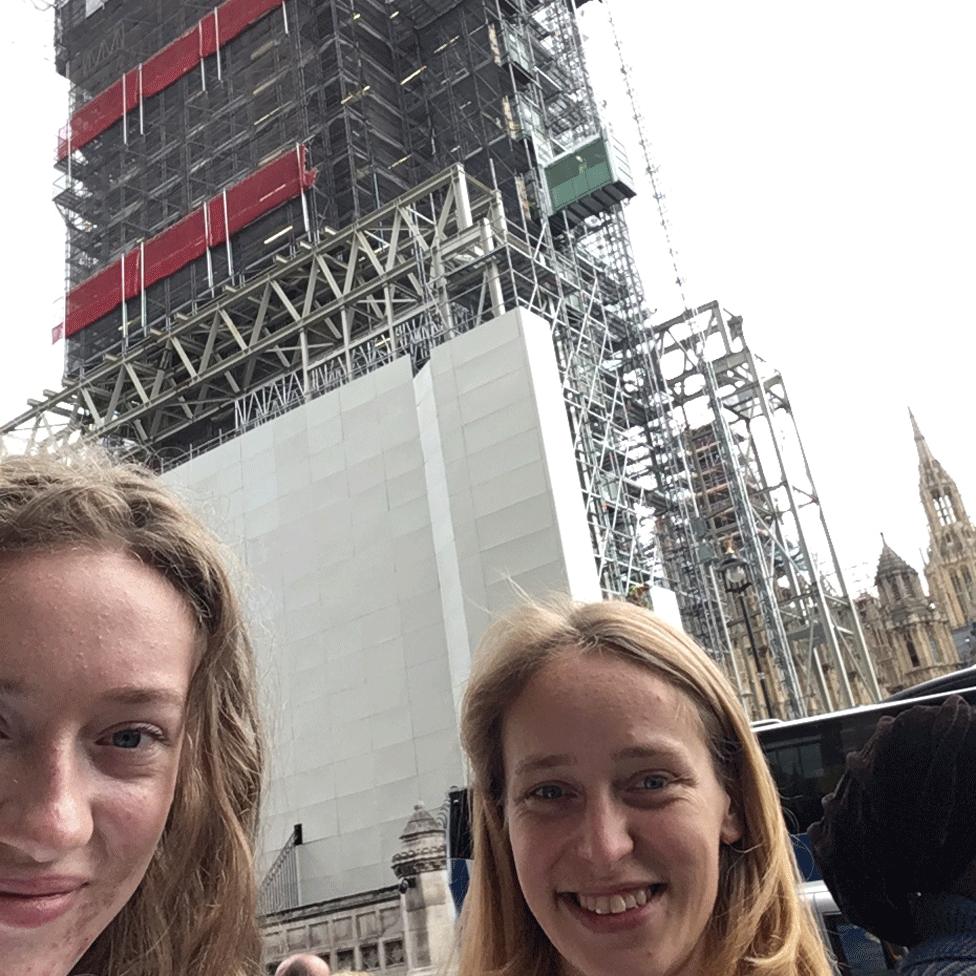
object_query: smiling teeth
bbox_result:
[576,886,655,915]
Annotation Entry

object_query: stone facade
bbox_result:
[261,804,455,976]
[391,804,456,975]
[261,888,407,975]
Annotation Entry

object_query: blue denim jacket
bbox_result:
[898,893,976,976]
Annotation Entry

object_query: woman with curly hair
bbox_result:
[809,695,976,975]
[457,597,833,976]
[0,449,263,976]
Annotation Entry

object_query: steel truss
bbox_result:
[654,301,882,717]
[4,165,659,598]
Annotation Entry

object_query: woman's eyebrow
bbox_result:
[0,679,184,710]
[513,742,689,776]
[613,743,687,763]
[513,753,577,776]
[98,686,186,709]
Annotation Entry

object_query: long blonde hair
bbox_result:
[0,449,263,976]
[457,598,832,976]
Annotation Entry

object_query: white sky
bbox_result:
[1,1,971,593]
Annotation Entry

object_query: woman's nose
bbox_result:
[574,794,635,868]
[0,745,95,863]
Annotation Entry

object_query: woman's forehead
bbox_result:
[519,646,697,709]
[0,548,198,707]
[502,650,711,757]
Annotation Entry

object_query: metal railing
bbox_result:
[258,823,303,916]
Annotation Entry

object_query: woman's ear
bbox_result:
[720,793,744,846]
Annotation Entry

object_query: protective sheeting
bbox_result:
[63,146,316,338]
[57,0,285,159]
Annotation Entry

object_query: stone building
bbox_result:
[913,412,976,659]
[261,803,455,975]
[859,540,958,693]
[851,413,972,694]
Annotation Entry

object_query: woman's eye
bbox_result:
[101,726,165,751]
[112,729,145,750]
[634,774,669,791]
[529,784,566,801]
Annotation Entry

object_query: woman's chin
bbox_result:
[0,938,92,976]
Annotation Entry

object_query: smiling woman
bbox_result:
[0,450,263,976]
[457,598,834,976]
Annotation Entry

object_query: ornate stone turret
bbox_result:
[912,410,976,639]
[872,535,957,687]
[391,804,454,975]
[392,803,448,880]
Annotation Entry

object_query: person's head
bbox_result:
[458,597,832,976]
[274,953,332,976]
[809,695,976,945]
[0,449,263,976]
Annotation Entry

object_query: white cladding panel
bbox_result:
[163,307,599,901]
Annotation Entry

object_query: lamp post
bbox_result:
[719,548,775,717]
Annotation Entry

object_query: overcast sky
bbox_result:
[1,1,970,594]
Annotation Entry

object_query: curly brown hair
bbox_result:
[809,695,976,946]
[0,448,264,976]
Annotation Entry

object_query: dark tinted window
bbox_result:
[757,686,976,838]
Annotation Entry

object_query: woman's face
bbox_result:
[0,548,197,976]
[503,649,741,976]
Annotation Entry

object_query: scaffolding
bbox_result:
[652,302,882,716]
[28,0,674,603]
[577,1,883,717]
[10,161,663,598]
[54,0,415,374]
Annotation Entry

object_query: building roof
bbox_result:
[876,539,918,580]
[399,803,441,843]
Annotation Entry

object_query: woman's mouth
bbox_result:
[573,884,666,916]
[560,883,668,933]
[0,881,86,929]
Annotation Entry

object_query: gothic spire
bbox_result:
[909,407,937,469]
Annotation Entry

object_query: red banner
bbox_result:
[62,146,317,339]
[57,0,285,159]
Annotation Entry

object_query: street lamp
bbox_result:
[719,547,775,717]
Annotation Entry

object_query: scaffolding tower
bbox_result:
[581,2,881,717]
[10,0,670,605]
[654,301,882,717]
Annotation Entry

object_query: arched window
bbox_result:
[905,635,921,668]
[934,493,955,526]
[952,572,969,614]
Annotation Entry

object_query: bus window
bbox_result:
[757,685,976,860]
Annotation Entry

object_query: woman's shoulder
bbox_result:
[897,933,976,976]
[898,960,976,976]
